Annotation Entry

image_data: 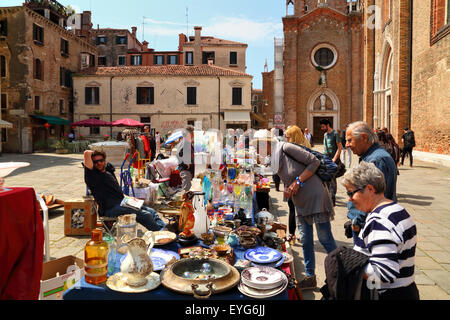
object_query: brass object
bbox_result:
[160,258,240,298]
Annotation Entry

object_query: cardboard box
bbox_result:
[39,256,85,300]
[64,199,98,236]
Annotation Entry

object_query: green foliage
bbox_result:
[51,138,69,149]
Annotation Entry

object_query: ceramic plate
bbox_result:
[149,231,177,246]
[238,278,288,299]
[250,255,284,269]
[106,272,161,293]
[150,248,180,271]
[244,247,282,264]
[241,266,286,290]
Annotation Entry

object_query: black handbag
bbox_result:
[335,158,346,178]
[344,220,353,239]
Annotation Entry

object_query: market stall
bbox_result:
[63,128,299,300]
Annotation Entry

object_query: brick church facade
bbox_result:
[362,0,450,156]
[282,0,364,142]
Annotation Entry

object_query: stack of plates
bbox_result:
[238,266,288,299]
[244,247,285,268]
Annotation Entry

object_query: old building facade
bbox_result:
[73,65,252,138]
[179,26,248,73]
[282,0,364,142]
[362,0,450,157]
[0,1,96,153]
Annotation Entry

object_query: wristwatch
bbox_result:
[296,176,305,188]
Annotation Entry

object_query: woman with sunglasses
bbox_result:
[342,161,419,300]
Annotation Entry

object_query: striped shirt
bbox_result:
[354,202,417,291]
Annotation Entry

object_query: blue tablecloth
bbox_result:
[63,239,288,300]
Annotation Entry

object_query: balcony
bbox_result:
[24,0,69,27]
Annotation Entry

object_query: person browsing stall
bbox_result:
[83,150,165,231]
[177,125,195,192]
[345,121,398,243]
[342,162,419,300]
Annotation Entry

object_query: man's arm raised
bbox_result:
[84,150,94,170]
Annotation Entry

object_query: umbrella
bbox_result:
[71,118,111,127]
[111,118,145,127]
[164,130,184,146]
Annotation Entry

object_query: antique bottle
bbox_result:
[84,229,108,285]
[103,233,117,276]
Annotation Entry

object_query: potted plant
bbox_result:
[51,138,70,154]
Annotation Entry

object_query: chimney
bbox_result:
[194,26,202,65]
[131,26,137,37]
[142,41,149,51]
[178,33,187,51]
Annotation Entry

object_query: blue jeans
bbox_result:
[298,221,337,277]
[104,204,166,231]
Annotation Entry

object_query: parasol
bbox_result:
[164,130,184,146]
[111,118,145,127]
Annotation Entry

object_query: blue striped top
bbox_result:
[354,202,417,291]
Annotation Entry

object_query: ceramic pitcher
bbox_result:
[120,233,154,287]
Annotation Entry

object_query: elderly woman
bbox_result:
[259,136,337,290]
[284,126,311,244]
[342,162,419,300]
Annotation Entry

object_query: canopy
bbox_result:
[0,119,13,129]
[111,118,145,127]
[71,118,111,127]
[223,111,251,123]
[31,115,70,125]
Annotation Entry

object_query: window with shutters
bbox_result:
[137,87,154,105]
[61,38,69,57]
[230,52,237,65]
[154,55,164,65]
[60,67,64,86]
[96,36,107,45]
[34,96,41,110]
[202,51,215,64]
[116,35,127,45]
[85,87,100,105]
[1,55,6,78]
[34,58,43,80]
[131,55,142,66]
[1,93,7,111]
[232,87,242,105]
[140,117,151,124]
[185,52,193,65]
[0,19,7,37]
[65,69,72,88]
[118,55,126,66]
[187,87,197,105]
[98,56,107,66]
[33,24,44,45]
[167,55,178,65]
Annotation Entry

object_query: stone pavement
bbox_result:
[2,149,450,300]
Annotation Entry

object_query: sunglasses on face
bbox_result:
[347,186,366,199]
[93,159,105,164]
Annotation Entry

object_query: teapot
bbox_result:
[120,232,155,287]
[226,233,239,247]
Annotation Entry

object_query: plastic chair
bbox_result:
[36,193,50,262]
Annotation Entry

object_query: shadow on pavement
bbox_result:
[3,153,82,178]
[397,193,433,206]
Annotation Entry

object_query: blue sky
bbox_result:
[3,0,287,87]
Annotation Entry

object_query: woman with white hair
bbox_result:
[342,161,419,300]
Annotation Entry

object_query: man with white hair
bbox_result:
[345,121,398,242]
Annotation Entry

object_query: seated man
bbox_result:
[83,150,165,231]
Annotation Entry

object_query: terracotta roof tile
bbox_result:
[186,36,247,46]
[75,65,252,77]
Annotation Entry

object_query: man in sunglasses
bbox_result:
[83,150,165,231]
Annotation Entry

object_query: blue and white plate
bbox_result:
[244,247,283,264]
[250,255,285,268]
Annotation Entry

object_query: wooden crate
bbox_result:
[64,199,98,236]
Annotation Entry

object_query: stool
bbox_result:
[98,216,117,238]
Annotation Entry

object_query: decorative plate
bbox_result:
[238,278,288,299]
[106,272,161,293]
[241,266,285,290]
[250,255,284,269]
[244,247,282,264]
[150,248,180,271]
[151,231,177,246]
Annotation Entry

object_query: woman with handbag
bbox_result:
[255,135,337,290]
